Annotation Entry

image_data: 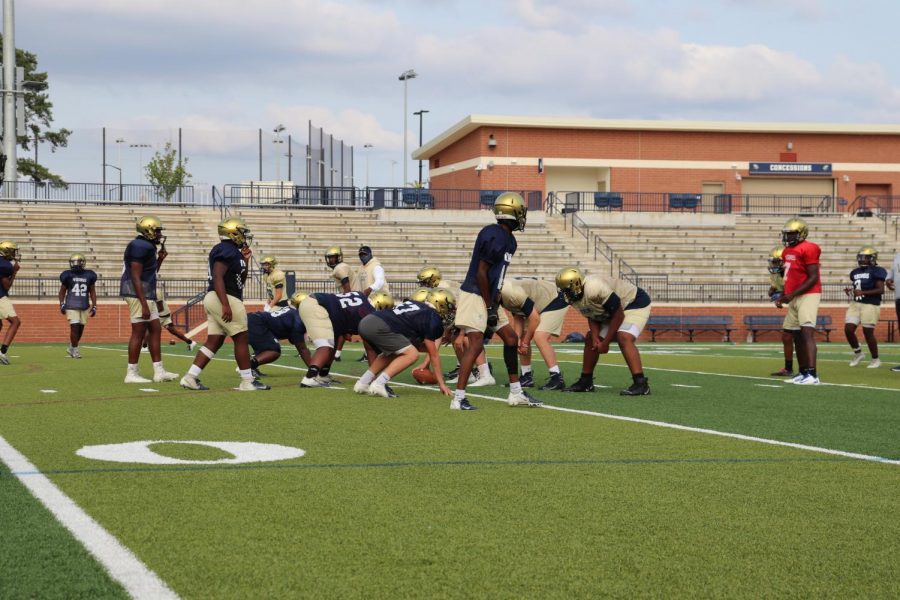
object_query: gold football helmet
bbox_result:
[136,216,165,244]
[289,290,310,308]
[69,253,87,271]
[409,287,431,302]
[0,240,20,261]
[369,290,395,311]
[325,246,343,268]
[426,288,456,327]
[261,255,277,274]
[493,192,527,231]
[417,266,442,288]
[767,247,784,274]
[218,217,252,246]
[556,267,586,303]
[781,217,809,247]
[857,245,878,267]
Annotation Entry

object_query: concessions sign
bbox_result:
[749,162,832,176]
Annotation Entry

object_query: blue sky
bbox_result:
[13,0,900,189]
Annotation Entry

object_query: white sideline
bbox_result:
[0,435,179,599]
[82,345,900,466]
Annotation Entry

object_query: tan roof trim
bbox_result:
[412,114,900,160]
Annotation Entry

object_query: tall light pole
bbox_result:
[273,124,285,181]
[413,109,429,187]
[115,138,126,181]
[129,143,151,183]
[398,69,417,188]
[2,0,16,185]
[363,143,373,188]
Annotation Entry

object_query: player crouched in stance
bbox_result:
[181,217,269,392]
[556,267,651,396]
[353,290,454,398]
[844,246,886,368]
[244,291,313,379]
[120,217,178,383]
[58,253,97,359]
[767,247,795,377]
[0,240,22,365]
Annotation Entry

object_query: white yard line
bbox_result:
[0,435,179,599]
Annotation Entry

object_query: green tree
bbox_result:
[0,34,71,185]
[145,142,191,201]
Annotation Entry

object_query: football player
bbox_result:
[181,217,269,392]
[119,217,177,383]
[324,246,352,361]
[555,267,651,396]
[844,246,886,368]
[354,289,454,398]
[452,192,541,410]
[58,253,97,359]
[296,290,390,387]
[0,240,22,365]
[244,291,312,378]
[261,255,288,311]
[774,218,822,385]
[499,277,570,390]
[767,247,795,377]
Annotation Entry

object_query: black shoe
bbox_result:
[563,377,595,392]
[357,354,368,362]
[384,384,398,398]
[250,368,263,379]
[539,373,566,391]
[444,365,460,380]
[519,372,534,388]
[620,379,650,396]
[451,397,478,410]
[334,355,341,362]
[891,365,900,372]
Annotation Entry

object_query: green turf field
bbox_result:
[1,342,899,598]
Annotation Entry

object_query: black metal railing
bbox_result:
[0,181,199,205]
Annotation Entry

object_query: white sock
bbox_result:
[375,373,391,385]
[510,382,522,394]
[153,361,165,372]
[479,363,492,377]
[549,365,560,374]
[188,365,203,377]
[335,350,342,359]
[127,363,139,373]
[521,364,532,375]
[239,368,253,381]
[454,389,466,401]
[358,370,376,386]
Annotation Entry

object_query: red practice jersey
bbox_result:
[782,240,822,295]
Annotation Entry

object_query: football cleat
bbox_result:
[781,217,809,247]
[0,352,10,365]
[417,266,442,288]
[353,380,370,394]
[620,379,651,396]
[153,369,178,383]
[891,365,900,372]
[867,358,881,369]
[518,372,535,388]
[789,373,806,384]
[447,372,476,385]
[539,373,566,391]
[315,374,336,386]
[469,372,496,387]
[555,267,585,303]
[135,216,165,244]
[236,379,270,391]
[492,192,527,231]
[124,371,152,384]
[507,389,543,407]
[793,374,820,385]
[368,381,398,398]
[66,346,82,359]
[356,354,368,363]
[563,377,595,392]
[769,368,794,377]
[250,368,263,379]
[444,365,460,380]
[299,376,328,388]
[849,352,864,367]
[179,374,209,390]
[218,217,252,246]
[450,397,477,410]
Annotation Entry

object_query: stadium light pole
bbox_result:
[115,138,126,182]
[413,109,429,187]
[2,0,16,186]
[398,69,417,188]
[363,143,373,188]
[103,163,122,202]
[273,124,285,181]
[129,143,151,184]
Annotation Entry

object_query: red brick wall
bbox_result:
[7,301,894,345]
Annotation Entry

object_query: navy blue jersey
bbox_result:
[460,223,517,305]
[251,307,307,345]
[120,237,158,299]
[377,300,444,346]
[60,269,98,310]
[0,257,13,298]
[850,265,887,305]
[314,291,373,336]
[207,241,247,300]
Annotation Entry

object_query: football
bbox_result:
[412,367,437,385]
